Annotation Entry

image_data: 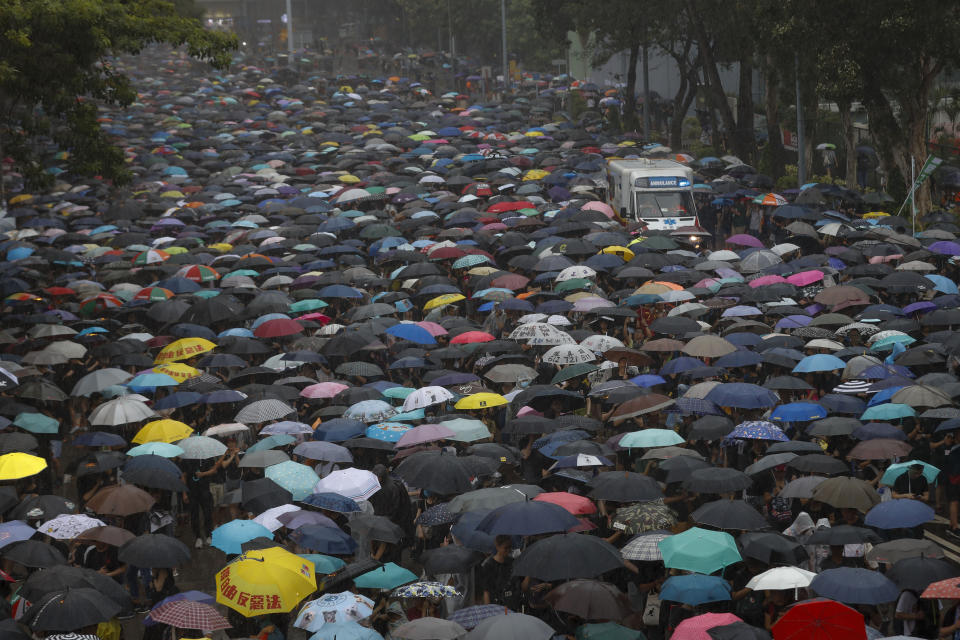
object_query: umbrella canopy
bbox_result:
[216,547,316,615]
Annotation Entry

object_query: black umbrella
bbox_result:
[708,622,771,640]
[659,456,712,483]
[0,618,29,640]
[395,451,474,495]
[21,588,120,632]
[691,499,768,531]
[121,468,187,492]
[241,477,293,514]
[513,533,624,581]
[118,533,191,568]
[687,415,734,440]
[347,514,405,544]
[787,454,848,475]
[587,471,663,502]
[419,545,485,575]
[3,540,67,568]
[20,565,132,610]
[887,556,959,592]
[738,532,809,566]
[807,525,881,545]
[9,495,76,521]
[682,468,753,494]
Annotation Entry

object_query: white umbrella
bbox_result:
[253,504,301,532]
[402,386,454,412]
[38,514,106,540]
[746,566,817,591]
[71,368,133,396]
[542,344,596,365]
[314,468,381,501]
[203,423,250,437]
[88,397,157,426]
[555,265,596,282]
[579,335,623,353]
[177,436,228,460]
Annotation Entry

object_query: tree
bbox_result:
[0,0,236,188]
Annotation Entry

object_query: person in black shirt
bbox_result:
[182,458,218,549]
[478,535,519,608]
[892,464,929,502]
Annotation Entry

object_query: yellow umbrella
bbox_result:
[208,243,233,253]
[467,266,498,276]
[153,363,201,382]
[601,246,635,261]
[338,174,361,183]
[454,393,508,410]
[564,292,596,302]
[635,282,674,295]
[863,211,891,219]
[133,419,194,444]
[216,547,316,616]
[423,293,465,311]
[154,337,217,364]
[0,452,47,480]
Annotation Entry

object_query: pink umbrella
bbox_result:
[395,423,457,448]
[672,612,743,640]
[726,234,764,248]
[694,278,722,289]
[749,275,789,288]
[786,270,825,286]
[416,321,448,337]
[869,254,902,264]
[582,201,616,218]
[300,382,350,399]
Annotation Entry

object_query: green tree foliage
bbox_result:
[0,0,236,187]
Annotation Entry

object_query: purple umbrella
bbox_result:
[775,315,812,329]
[929,240,960,255]
[726,234,764,248]
[395,423,457,448]
[902,301,937,315]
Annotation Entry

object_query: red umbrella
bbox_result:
[533,492,596,515]
[921,577,960,599]
[491,274,530,290]
[486,201,535,213]
[450,331,495,344]
[254,318,304,338]
[772,599,866,640]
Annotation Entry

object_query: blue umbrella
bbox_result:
[866,387,905,407]
[628,374,666,387]
[819,393,865,414]
[727,421,789,442]
[124,454,180,476]
[126,372,179,392]
[864,499,935,529]
[289,524,358,555]
[247,434,296,453]
[13,412,59,434]
[448,605,515,630]
[809,567,899,604]
[705,383,779,409]
[860,403,915,421]
[659,357,706,375]
[0,520,37,549]
[852,423,906,441]
[364,422,412,443]
[770,402,828,422]
[300,492,361,513]
[385,323,437,345]
[926,274,958,295]
[880,460,939,485]
[792,354,846,373]
[293,441,353,463]
[714,350,762,368]
[353,562,417,590]
[211,520,274,554]
[659,574,731,606]
[475,501,578,536]
[74,431,126,447]
[152,391,204,410]
[451,509,496,552]
[314,418,366,442]
[300,553,347,574]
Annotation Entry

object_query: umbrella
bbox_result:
[393,617,466,640]
[887,556,959,592]
[314,467,381,501]
[266,461,320,501]
[21,588,120,632]
[811,476,881,512]
[544,579,631,621]
[588,471,663,502]
[216,547,316,615]
[691,499,767,530]
[809,568,899,604]
[0,452,47,480]
[867,538,943,564]
[513,533,624,580]
[475,501,579,536]
[660,575,732,606]
[464,612,553,640]
[212,520,274,554]
[612,502,677,534]
[37,514,105,540]
[86,484,155,516]
[772,599,866,640]
[739,532,809,566]
[347,514,406,544]
[295,591,375,630]
[658,527,741,574]
[353,562,417,590]
[419,546,486,575]
[746,567,816,591]
[393,581,460,598]
[118,533,191,568]
[864,499,934,529]
[448,605,513,630]
[289,524,357,555]
[150,600,232,631]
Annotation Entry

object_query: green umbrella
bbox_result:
[550,363,599,385]
[555,278,593,293]
[618,429,685,449]
[880,460,940,486]
[300,553,346,574]
[290,299,329,312]
[658,527,741,574]
[354,562,417,589]
[12,412,59,434]
[576,622,646,640]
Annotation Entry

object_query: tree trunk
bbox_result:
[763,56,784,179]
[837,98,857,190]
[670,78,698,150]
[735,57,754,164]
[801,76,818,181]
[622,42,640,132]
[687,5,738,153]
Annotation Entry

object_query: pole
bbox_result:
[285,0,294,66]
[911,156,917,234]
[795,53,805,185]
[501,0,509,94]
[447,0,455,90]
[642,43,651,140]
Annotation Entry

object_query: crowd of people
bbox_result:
[1,46,960,640]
